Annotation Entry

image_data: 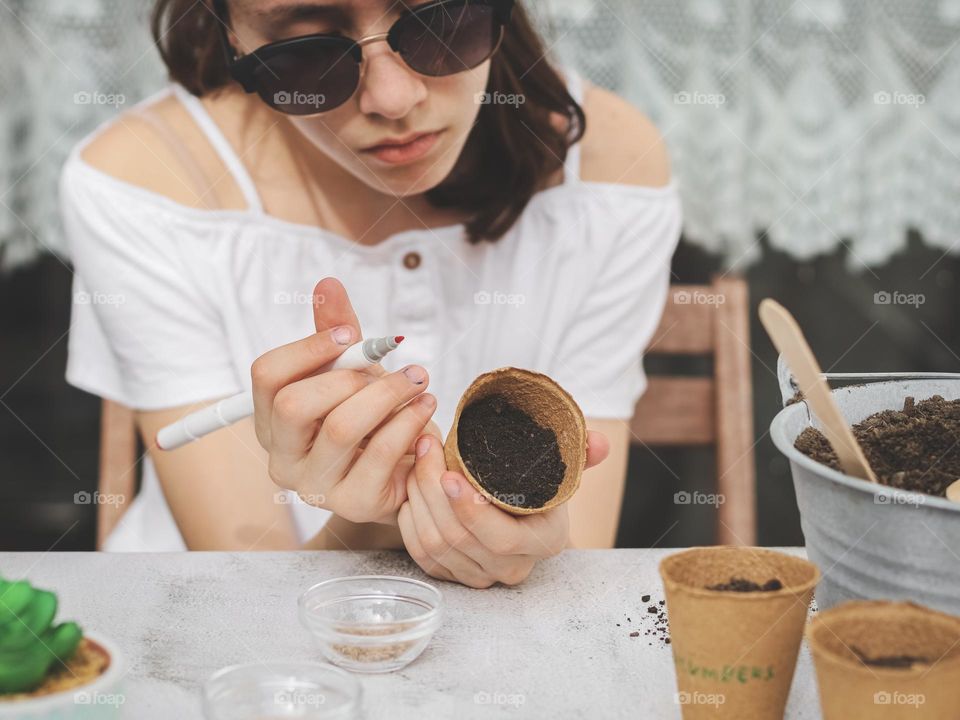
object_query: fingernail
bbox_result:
[416,436,431,458]
[441,476,461,498]
[402,365,426,385]
[418,393,436,409]
[332,326,353,345]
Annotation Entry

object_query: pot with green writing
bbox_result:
[659,547,819,720]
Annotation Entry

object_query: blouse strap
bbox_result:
[170,83,265,214]
[562,67,584,184]
[130,102,225,210]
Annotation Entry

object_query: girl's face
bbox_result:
[228,1,491,197]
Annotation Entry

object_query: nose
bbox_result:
[356,43,428,119]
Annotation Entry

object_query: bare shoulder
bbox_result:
[78,91,245,210]
[578,82,672,188]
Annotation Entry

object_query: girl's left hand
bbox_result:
[397,431,610,588]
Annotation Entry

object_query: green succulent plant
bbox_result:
[0,576,82,694]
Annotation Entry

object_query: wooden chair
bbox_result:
[629,275,756,545]
[96,400,137,549]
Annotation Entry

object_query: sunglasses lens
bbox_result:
[252,42,359,115]
[393,3,501,77]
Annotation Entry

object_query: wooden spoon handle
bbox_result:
[946,479,960,503]
[759,299,879,484]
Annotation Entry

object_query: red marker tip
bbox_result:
[394,335,405,343]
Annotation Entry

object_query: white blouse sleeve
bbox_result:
[60,158,243,410]
[549,184,682,420]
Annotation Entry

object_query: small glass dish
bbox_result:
[202,661,361,720]
[298,575,443,673]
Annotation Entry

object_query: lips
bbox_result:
[361,130,444,165]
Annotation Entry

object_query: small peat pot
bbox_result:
[770,373,960,615]
[659,547,819,720]
[807,600,960,720]
[443,367,588,514]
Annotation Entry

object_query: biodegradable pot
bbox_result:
[807,600,960,720]
[659,547,820,720]
[0,632,124,720]
[770,355,960,615]
[443,367,587,515]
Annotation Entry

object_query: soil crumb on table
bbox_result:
[794,394,960,497]
[623,596,670,646]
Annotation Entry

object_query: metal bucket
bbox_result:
[769,355,960,615]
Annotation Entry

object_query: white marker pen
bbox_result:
[155,334,404,451]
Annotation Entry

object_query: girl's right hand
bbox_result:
[251,278,440,525]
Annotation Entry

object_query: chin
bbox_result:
[356,152,460,198]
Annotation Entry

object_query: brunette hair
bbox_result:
[150,0,585,243]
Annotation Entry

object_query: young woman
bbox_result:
[61,0,681,586]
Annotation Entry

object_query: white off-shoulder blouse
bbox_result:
[60,69,683,551]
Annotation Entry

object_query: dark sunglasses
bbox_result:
[215,0,514,115]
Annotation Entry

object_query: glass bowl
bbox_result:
[202,661,361,719]
[298,575,443,673]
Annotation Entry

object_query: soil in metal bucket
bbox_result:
[457,393,565,509]
[794,395,960,498]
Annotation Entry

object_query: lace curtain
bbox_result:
[1,0,163,270]
[3,0,960,271]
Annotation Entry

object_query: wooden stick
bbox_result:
[759,299,878,484]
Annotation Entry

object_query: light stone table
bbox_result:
[0,549,821,719]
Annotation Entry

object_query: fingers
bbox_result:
[404,471,496,589]
[344,392,439,492]
[251,324,359,445]
[397,502,455,583]
[411,436,490,560]
[413,436,538,586]
[311,366,433,482]
[311,277,362,335]
[586,430,610,469]
[443,474,569,558]
[360,407,444,454]
[267,369,375,466]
